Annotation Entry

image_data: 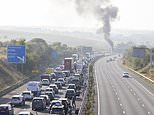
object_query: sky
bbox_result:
[0,0,154,31]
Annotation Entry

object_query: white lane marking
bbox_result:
[133,78,154,97]
[137,98,140,101]
[115,92,118,95]
[142,104,145,107]
[117,97,120,100]
[95,68,100,115]
[134,93,136,96]
[120,103,122,106]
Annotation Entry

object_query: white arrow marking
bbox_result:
[17,56,25,63]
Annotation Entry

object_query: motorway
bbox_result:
[0,75,83,115]
[95,56,154,115]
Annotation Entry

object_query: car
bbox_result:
[67,84,76,91]
[49,100,63,112]
[57,78,66,86]
[65,89,76,99]
[11,95,25,106]
[41,79,50,86]
[59,98,70,106]
[49,84,58,94]
[50,105,65,115]
[54,71,65,79]
[21,91,33,100]
[123,72,129,78]
[45,87,55,95]
[18,111,33,115]
[45,91,55,101]
[39,95,50,105]
[0,104,14,115]
[62,70,70,77]
[55,81,62,89]
[32,97,46,111]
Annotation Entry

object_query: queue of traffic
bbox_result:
[0,54,90,115]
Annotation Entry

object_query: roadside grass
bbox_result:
[85,64,95,115]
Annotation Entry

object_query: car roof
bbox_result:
[0,104,11,107]
[22,91,31,93]
[18,111,31,114]
[40,95,48,97]
[12,95,22,97]
[59,98,67,101]
[42,79,49,81]
[51,100,61,103]
[67,89,75,91]
[33,97,44,100]
[68,84,75,86]
[45,91,53,94]
[46,87,53,89]
[50,84,56,86]
[52,105,64,108]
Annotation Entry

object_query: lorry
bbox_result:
[64,58,73,72]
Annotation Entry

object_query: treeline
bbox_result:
[1,38,77,74]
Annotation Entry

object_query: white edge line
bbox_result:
[128,68,154,83]
[133,78,154,97]
[95,68,100,115]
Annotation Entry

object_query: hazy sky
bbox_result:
[0,0,154,30]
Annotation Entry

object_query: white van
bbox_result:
[27,81,41,96]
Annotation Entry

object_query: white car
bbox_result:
[45,87,55,95]
[49,100,63,112]
[21,91,33,100]
[123,72,129,78]
[41,79,50,86]
[11,95,25,106]
[18,111,33,115]
[57,78,66,86]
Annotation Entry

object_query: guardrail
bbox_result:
[128,68,154,84]
[78,56,103,115]
[0,73,40,98]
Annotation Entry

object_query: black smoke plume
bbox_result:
[74,0,118,50]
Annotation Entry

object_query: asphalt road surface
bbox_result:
[95,56,154,115]
[0,75,83,115]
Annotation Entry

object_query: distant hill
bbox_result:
[0,28,106,50]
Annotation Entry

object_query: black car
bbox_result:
[32,97,46,111]
[45,91,55,101]
[55,81,62,89]
[65,89,76,99]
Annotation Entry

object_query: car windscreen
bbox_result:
[22,92,30,95]
[33,99,42,103]
[0,106,8,112]
[52,108,63,113]
[12,97,20,100]
[68,85,75,89]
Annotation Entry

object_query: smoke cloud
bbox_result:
[74,0,118,50]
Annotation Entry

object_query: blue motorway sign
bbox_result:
[7,45,26,63]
